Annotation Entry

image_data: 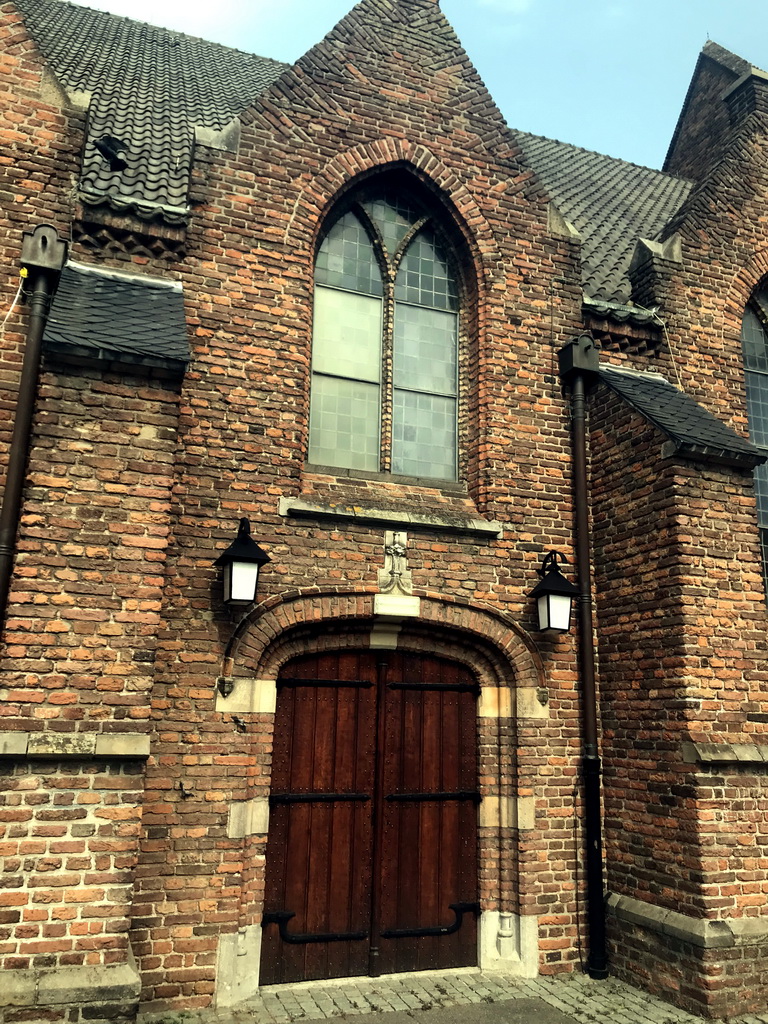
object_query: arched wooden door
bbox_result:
[260,650,479,984]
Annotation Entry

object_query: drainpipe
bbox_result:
[558,334,608,980]
[0,225,68,636]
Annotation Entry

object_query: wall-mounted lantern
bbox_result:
[213,517,270,607]
[530,550,579,635]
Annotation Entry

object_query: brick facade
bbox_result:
[2,0,768,1020]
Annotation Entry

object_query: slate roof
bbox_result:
[513,132,693,304]
[11,2,729,312]
[15,0,287,221]
[598,364,765,468]
[44,262,189,371]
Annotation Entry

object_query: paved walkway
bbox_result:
[138,968,768,1024]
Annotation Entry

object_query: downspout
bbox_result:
[558,334,608,979]
[0,225,68,635]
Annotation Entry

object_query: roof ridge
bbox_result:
[701,39,765,77]
[66,259,182,291]
[16,0,289,68]
[600,363,669,382]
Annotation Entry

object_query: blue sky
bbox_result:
[65,0,768,170]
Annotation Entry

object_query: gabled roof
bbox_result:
[44,263,189,374]
[513,132,693,304]
[662,41,760,179]
[700,40,754,77]
[598,364,764,468]
[15,0,287,222]
[11,2,740,314]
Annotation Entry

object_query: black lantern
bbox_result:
[213,518,270,606]
[530,550,579,635]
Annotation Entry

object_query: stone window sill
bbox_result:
[278,496,503,538]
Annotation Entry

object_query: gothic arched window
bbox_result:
[308,187,461,480]
[741,290,768,583]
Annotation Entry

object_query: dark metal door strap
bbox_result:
[379,902,480,940]
[262,911,368,945]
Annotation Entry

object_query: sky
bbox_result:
[61,0,768,170]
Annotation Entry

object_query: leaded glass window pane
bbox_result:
[361,195,419,255]
[742,305,768,372]
[746,372,768,451]
[313,287,382,383]
[316,212,383,296]
[742,297,768,569]
[394,227,458,312]
[394,304,457,396]
[392,391,456,479]
[753,463,768,529]
[309,376,380,471]
[310,190,462,480]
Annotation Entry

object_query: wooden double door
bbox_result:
[260,650,479,984]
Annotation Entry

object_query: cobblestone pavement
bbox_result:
[139,969,768,1024]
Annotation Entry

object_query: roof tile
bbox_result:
[15,0,287,219]
[513,132,693,303]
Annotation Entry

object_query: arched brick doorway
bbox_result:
[260,648,479,984]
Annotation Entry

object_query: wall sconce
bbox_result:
[530,550,579,635]
[213,517,270,607]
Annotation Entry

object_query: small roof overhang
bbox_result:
[43,261,189,379]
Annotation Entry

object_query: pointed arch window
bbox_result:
[309,190,460,480]
[741,291,768,586]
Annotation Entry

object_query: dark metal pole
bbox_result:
[0,226,67,637]
[571,370,608,979]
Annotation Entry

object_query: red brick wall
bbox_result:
[0,361,180,977]
[0,3,82,477]
[591,377,768,1015]
[0,760,143,970]
[664,51,741,180]
[13,0,768,1016]
[1,363,180,727]
[126,0,588,1007]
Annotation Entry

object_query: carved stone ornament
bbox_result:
[377,530,413,595]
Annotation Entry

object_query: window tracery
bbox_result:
[309,186,460,480]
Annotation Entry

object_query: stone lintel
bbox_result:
[216,925,263,1005]
[478,910,539,976]
[478,686,548,720]
[0,731,150,760]
[629,232,682,272]
[478,686,513,719]
[194,117,240,153]
[608,892,768,949]
[547,202,580,240]
[370,621,402,649]
[516,686,550,720]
